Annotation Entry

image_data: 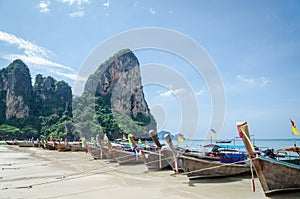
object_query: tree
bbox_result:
[0,124,20,140]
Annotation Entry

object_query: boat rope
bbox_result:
[142,154,174,165]
[249,158,256,192]
[239,122,258,192]
[114,151,141,162]
[40,185,120,199]
[1,166,117,190]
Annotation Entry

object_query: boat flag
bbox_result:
[122,134,127,141]
[178,133,184,142]
[210,129,217,137]
[290,119,299,135]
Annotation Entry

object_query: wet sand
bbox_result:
[0,145,299,199]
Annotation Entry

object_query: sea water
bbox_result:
[162,138,300,151]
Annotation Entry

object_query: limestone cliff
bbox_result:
[0,59,32,120]
[83,49,157,134]
[0,59,72,123]
[33,74,72,117]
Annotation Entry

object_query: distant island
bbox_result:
[0,49,156,141]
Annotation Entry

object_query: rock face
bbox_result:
[84,49,156,131]
[0,59,72,122]
[0,59,32,120]
[33,74,72,117]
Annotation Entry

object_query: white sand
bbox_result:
[0,145,299,199]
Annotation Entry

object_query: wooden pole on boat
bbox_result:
[96,134,103,160]
[128,134,138,149]
[165,134,179,174]
[104,134,113,151]
[237,121,269,192]
[149,130,162,148]
[129,134,139,160]
[164,134,176,154]
[149,130,163,167]
[158,150,162,169]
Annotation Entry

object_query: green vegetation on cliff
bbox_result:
[0,49,156,141]
[74,49,156,140]
[0,60,75,140]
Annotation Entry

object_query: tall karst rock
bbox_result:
[0,59,72,123]
[0,59,33,121]
[33,74,72,117]
[83,49,157,135]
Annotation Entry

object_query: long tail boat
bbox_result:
[69,142,84,152]
[113,134,144,165]
[88,145,103,159]
[44,141,56,150]
[17,141,35,147]
[140,130,172,170]
[99,135,118,162]
[165,134,250,178]
[237,121,300,196]
[88,135,112,160]
[5,140,17,145]
[178,154,250,179]
[54,142,71,152]
[164,134,186,173]
[103,134,143,165]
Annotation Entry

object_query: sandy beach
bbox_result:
[1,145,299,199]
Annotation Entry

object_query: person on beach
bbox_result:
[82,138,88,153]
[103,134,109,144]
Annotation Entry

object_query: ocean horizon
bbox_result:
[161,138,300,150]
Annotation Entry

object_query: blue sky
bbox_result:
[1,0,300,139]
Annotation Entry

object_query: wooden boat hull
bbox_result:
[102,147,117,162]
[88,146,102,159]
[141,150,172,170]
[112,149,144,165]
[253,157,300,195]
[70,144,84,152]
[179,155,250,179]
[18,142,34,147]
[54,143,71,151]
[237,121,300,195]
[5,140,17,145]
[88,145,112,160]
[45,142,56,150]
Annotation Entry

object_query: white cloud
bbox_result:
[103,0,110,8]
[3,54,72,71]
[38,0,51,13]
[195,90,204,96]
[55,71,87,81]
[0,31,49,57]
[69,10,85,17]
[236,75,269,87]
[58,0,91,6]
[149,8,156,15]
[0,31,74,76]
[160,88,185,97]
